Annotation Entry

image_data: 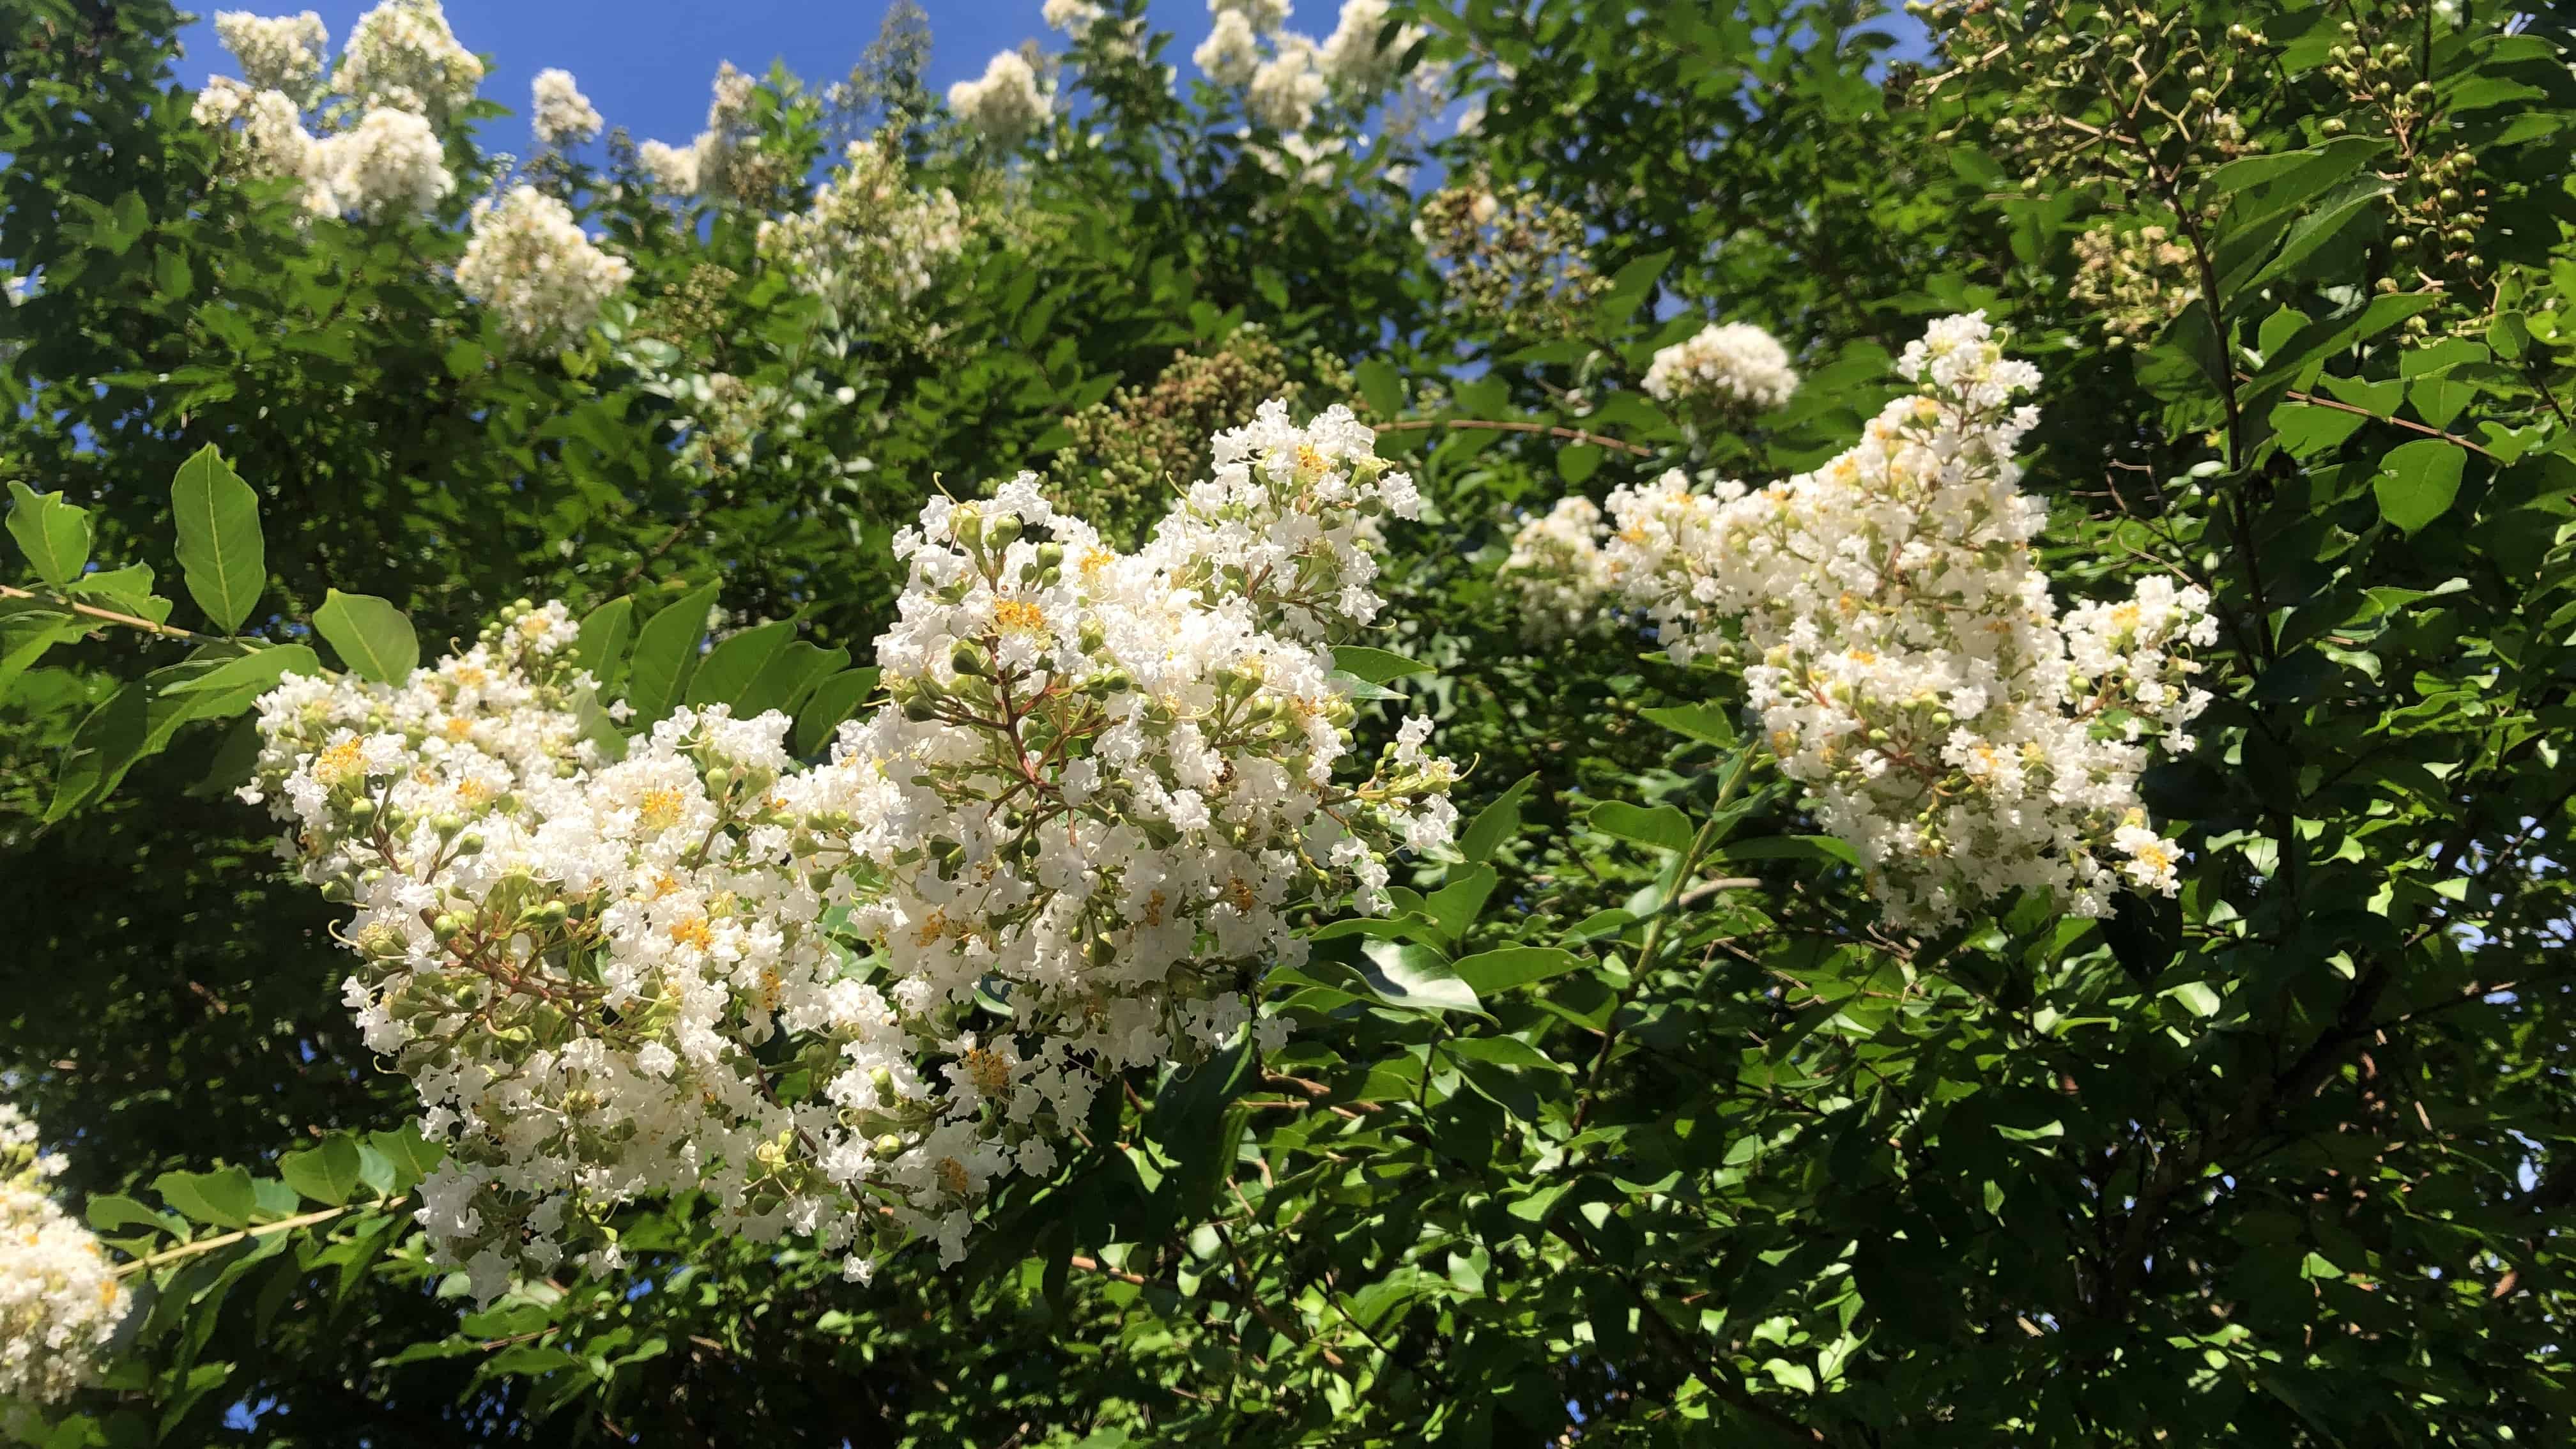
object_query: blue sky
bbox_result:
[174,1,1354,156]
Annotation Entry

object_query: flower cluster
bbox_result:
[638,63,761,202]
[754,139,968,324]
[1498,495,1616,644]
[948,50,1050,150]
[336,0,483,123]
[1508,315,2216,928]
[245,410,1457,1298]
[192,2,470,220]
[1199,0,1425,125]
[0,1103,131,1409]
[531,68,603,148]
[454,187,634,354]
[1642,321,1800,415]
[1413,180,1613,339]
[212,9,328,98]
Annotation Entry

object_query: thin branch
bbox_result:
[2274,387,2501,461]
[1,582,217,643]
[113,1195,408,1276]
[1374,418,1659,458]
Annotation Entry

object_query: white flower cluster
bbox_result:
[530,68,602,148]
[1043,0,1107,36]
[947,50,1051,150]
[754,139,967,323]
[638,63,758,201]
[244,410,1456,1300]
[1509,315,2216,928]
[1317,0,1424,95]
[453,186,633,354]
[192,2,471,221]
[0,1103,131,1409]
[335,0,483,123]
[1642,321,1802,415]
[212,9,328,98]
[1198,0,1428,127]
[1498,495,1615,643]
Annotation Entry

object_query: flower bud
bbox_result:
[951,641,988,678]
[987,514,1023,549]
[873,1133,906,1157]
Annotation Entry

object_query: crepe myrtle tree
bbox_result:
[2,0,2573,1445]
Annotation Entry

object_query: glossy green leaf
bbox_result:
[6,482,90,588]
[312,590,418,683]
[170,445,265,632]
[624,583,721,725]
[2372,439,2466,535]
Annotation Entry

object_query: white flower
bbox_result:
[638,139,703,197]
[213,10,330,98]
[1317,0,1425,95]
[309,105,454,219]
[0,1103,131,1406]
[530,67,602,148]
[1213,0,1292,33]
[948,50,1050,149]
[1043,0,1106,35]
[1583,314,2211,929]
[454,185,631,353]
[1194,10,1264,86]
[247,417,1458,1300]
[1246,34,1326,130]
[1643,321,1800,414]
[754,139,968,323]
[1499,494,1616,642]
[336,0,482,122]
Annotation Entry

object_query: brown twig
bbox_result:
[2274,387,2501,461]
[1374,418,1658,458]
[0,582,215,643]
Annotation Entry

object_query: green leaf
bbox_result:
[624,583,721,725]
[2244,176,2389,293]
[279,1136,364,1206]
[794,668,881,756]
[171,445,264,633]
[1422,864,1498,944]
[1330,645,1432,686]
[1720,834,1860,868]
[1453,946,1587,994]
[312,590,418,683]
[2372,439,2466,535]
[155,1165,257,1230]
[87,1193,181,1238]
[162,643,318,698]
[1356,939,1483,1016]
[1557,443,1603,485]
[47,654,236,821]
[1639,703,1735,748]
[1459,772,1536,863]
[684,620,793,710]
[1355,358,1404,419]
[1446,1035,1566,1072]
[1590,801,1694,854]
[368,1125,445,1192]
[737,641,847,719]
[2165,981,2223,1018]
[6,482,91,588]
[2269,402,2367,457]
[573,597,636,689]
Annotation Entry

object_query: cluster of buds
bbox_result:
[245,411,1456,1299]
[1499,314,2216,929]
[1412,180,1613,341]
[1913,0,2263,197]
[0,1103,130,1411]
[754,138,970,326]
[2070,222,2200,342]
[1046,331,1308,548]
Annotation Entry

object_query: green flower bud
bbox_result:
[873,1133,907,1157]
[951,641,988,678]
[988,514,1023,549]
